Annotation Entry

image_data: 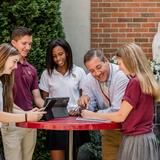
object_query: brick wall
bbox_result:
[91,0,160,58]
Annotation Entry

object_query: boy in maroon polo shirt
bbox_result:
[1,27,44,160]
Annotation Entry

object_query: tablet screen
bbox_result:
[42,97,69,120]
[43,97,57,112]
[51,97,69,118]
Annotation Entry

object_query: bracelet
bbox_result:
[25,113,27,122]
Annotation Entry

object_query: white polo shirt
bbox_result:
[39,65,86,110]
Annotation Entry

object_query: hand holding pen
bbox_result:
[77,95,90,109]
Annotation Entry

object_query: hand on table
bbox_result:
[27,111,46,121]
[81,109,95,119]
[27,108,46,121]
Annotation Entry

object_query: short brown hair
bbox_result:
[11,26,32,41]
[84,49,106,64]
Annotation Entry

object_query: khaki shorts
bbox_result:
[101,130,122,160]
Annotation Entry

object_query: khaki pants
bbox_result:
[101,130,122,160]
[1,125,37,160]
[1,107,37,160]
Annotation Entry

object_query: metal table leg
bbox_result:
[69,130,73,160]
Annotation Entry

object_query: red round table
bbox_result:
[16,116,121,160]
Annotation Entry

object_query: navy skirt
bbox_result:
[46,130,90,150]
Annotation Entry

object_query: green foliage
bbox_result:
[0,1,103,159]
[34,130,102,160]
[33,130,50,160]
[0,0,65,75]
[0,0,64,159]
[89,130,102,159]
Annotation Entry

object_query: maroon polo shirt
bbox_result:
[13,61,39,111]
[122,77,154,136]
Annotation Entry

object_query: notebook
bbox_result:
[41,97,69,121]
[76,117,111,123]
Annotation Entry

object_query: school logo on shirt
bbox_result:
[23,69,31,76]
[27,70,31,75]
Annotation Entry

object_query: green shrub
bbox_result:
[0,0,65,75]
[33,130,50,160]
[0,0,64,159]
[0,1,103,159]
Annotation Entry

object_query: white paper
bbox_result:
[76,117,111,123]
